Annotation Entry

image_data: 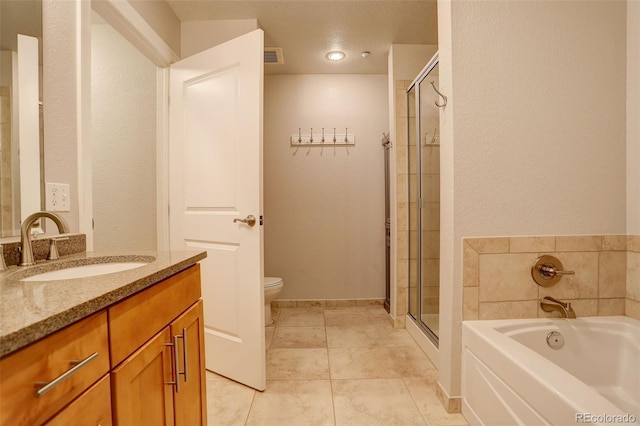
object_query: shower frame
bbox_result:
[406,52,440,346]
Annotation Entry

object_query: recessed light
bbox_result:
[361,51,371,58]
[326,51,346,61]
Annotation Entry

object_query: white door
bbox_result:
[169,29,265,391]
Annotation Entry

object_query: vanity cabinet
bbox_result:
[0,263,206,426]
[45,375,113,426]
[110,264,207,426]
[0,312,110,425]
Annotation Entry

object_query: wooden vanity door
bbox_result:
[171,300,207,426]
[111,328,175,426]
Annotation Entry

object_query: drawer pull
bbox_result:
[34,352,99,397]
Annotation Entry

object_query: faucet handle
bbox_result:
[532,255,575,287]
[47,237,69,261]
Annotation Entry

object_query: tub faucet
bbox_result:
[541,296,576,319]
[20,211,70,266]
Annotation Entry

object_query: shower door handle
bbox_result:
[233,215,256,227]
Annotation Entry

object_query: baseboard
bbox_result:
[436,381,462,414]
[272,298,385,308]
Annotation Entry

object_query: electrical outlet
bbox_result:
[46,183,70,212]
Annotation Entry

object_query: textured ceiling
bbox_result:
[166,0,438,74]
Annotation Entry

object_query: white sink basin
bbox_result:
[20,261,149,281]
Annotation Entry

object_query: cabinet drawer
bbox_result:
[109,265,201,367]
[45,374,112,426]
[0,311,110,425]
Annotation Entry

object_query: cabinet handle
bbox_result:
[180,327,189,383]
[34,352,99,397]
[165,335,181,393]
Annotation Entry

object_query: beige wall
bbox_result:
[437,0,628,400]
[128,0,181,57]
[91,21,157,251]
[629,0,640,234]
[181,19,259,58]
[42,0,83,234]
[264,74,387,301]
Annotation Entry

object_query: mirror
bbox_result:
[0,0,44,238]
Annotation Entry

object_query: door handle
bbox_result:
[233,215,256,227]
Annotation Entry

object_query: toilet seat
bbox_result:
[264,277,283,288]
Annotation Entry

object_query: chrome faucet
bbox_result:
[540,296,576,319]
[20,211,70,266]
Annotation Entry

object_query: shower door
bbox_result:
[407,54,440,344]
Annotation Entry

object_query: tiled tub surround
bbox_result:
[463,235,640,321]
[0,250,206,357]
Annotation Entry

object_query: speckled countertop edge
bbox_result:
[0,250,207,358]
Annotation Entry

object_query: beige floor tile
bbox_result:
[328,346,436,379]
[269,308,281,323]
[277,307,326,326]
[270,326,327,349]
[403,378,468,425]
[324,307,390,327]
[266,348,330,380]
[265,326,275,350]
[246,380,335,426]
[206,372,255,426]
[332,379,426,425]
[326,325,416,348]
[206,306,468,426]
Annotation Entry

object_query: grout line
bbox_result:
[323,306,339,426]
[243,388,257,426]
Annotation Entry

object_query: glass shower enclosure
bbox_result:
[407,53,441,344]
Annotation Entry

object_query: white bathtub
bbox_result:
[462,316,639,425]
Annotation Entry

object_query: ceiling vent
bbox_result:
[264,47,284,64]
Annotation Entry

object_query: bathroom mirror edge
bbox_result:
[0,0,45,238]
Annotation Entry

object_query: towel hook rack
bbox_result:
[430,81,447,108]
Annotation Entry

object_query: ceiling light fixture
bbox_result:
[326,51,346,61]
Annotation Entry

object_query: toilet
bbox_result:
[264,277,284,326]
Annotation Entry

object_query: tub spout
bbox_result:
[541,296,576,319]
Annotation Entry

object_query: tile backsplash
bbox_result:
[463,235,640,321]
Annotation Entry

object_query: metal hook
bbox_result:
[333,128,337,143]
[430,81,447,108]
[321,128,325,143]
[310,128,313,143]
[344,128,348,143]
[298,128,302,144]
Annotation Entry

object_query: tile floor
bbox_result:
[206,305,468,425]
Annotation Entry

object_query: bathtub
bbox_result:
[462,316,639,425]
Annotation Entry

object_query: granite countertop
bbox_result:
[0,250,207,358]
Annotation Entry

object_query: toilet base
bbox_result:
[264,277,283,326]
[265,303,274,326]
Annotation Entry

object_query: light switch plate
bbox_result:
[46,183,70,212]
